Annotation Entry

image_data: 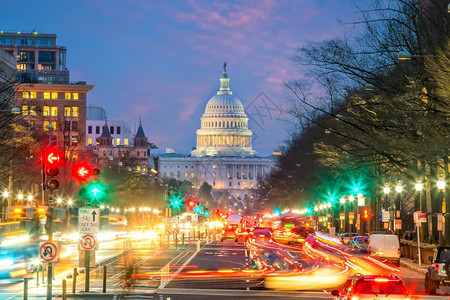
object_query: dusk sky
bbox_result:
[1,0,358,156]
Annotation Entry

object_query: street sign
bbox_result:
[163,218,174,226]
[339,213,345,220]
[395,219,402,230]
[382,211,390,222]
[80,234,97,251]
[79,208,100,234]
[39,241,58,263]
[349,212,354,219]
[165,228,172,236]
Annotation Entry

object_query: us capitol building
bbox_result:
[159,64,274,205]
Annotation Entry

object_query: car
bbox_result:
[249,228,272,243]
[338,232,358,245]
[220,224,239,242]
[367,234,400,266]
[425,246,450,295]
[331,273,410,299]
[348,236,369,252]
[286,227,312,245]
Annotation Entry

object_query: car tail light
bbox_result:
[374,277,389,282]
[351,296,359,300]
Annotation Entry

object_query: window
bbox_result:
[117,126,121,134]
[51,121,56,130]
[72,107,79,117]
[116,138,120,145]
[213,172,216,178]
[51,92,58,99]
[64,107,71,116]
[88,137,92,145]
[88,126,92,134]
[185,172,188,178]
[110,126,114,134]
[21,105,29,115]
[43,106,50,116]
[229,182,232,187]
[72,121,78,131]
[177,171,180,178]
[43,121,50,131]
[137,165,141,172]
[22,92,29,99]
[30,106,36,116]
[44,92,50,99]
[191,172,194,178]
[65,93,71,100]
[137,151,140,157]
[50,106,57,116]
[73,93,79,100]
[30,92,36,99]
[95,126,100,134]
[64,121,70,131]
[124,138,129,146]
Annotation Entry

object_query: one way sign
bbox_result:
[79,208,100,234]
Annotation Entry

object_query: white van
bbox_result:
[367,234,400,266]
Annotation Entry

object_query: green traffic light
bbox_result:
[168,194,184,211]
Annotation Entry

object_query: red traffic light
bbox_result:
[362,208,370,220]
[72,162,100,182]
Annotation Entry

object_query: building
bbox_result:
[159,64,274,204]
[86,105,133,148]
[0,31,93,154]
[96,119,151,173]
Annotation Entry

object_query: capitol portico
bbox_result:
[159,64,274,204]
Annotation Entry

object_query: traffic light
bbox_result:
[44,148,62,192]
[203,209,210,217]
[186,197,196,210]
[72,162,100,183]
[194,205,203,214]
[362,208,370,220]
[168,193,184,211]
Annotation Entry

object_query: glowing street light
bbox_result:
[437,180,446,190]
[68,199,73,206]
[57,198,62,204]
[383,186,390,194]
[17,193,24,201]
[415,182,423,192]
[395,184,403,193]
[3,190,8,198]
[27,195,33,201]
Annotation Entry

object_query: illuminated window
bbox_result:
[116,138,120,145]
[43,106,50,116]
[43,120,50,131]
[30,106,36,116]
[124,138,129,146]
[65,93,71,99]
[185,172,188,178]
[21,105,29,115]
[50,106,57,116]
[64,107,70,116]
[44,92,50,99]
[51,92,58,99]
[191,172,194,178]
[73,93,79,100]
[22,92,29,99]
[88,137,92,145]
[51,121,57,130]
[213,172,216,178]
[17,63,27,70]
[213,165,216,169]
[30,92,36,99]
[72,107,79,117]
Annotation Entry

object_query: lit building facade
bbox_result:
[0,31,93,154]
[159,65,273,202]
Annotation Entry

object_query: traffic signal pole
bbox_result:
[46,193,53,300]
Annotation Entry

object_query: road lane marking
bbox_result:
[158,247,202,289]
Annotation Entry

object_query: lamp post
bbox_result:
[395,183,403,236]
[415,182,424,265]
[437,179,445,246]
[383,186,391,231]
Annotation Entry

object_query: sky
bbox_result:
[1,0,358,156]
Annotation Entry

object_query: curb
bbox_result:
[400,260,427,275]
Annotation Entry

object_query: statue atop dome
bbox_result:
[222,62,228,78]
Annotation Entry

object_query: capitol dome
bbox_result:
[191,63,256,157]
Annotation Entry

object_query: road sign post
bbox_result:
[39,241,58,300]
[78,208,99,292]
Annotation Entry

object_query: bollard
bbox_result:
[62,279,67,300]
[167,235,170,247]
[103,265,107,293]
[197,240,200,251]
[206,234,209,244]
[159,233,162,248]
[175,234,178,249]
[188,231,190,241]
[36,265,39,287]
[72,268,77,294]
[193,228,196,241]
[23,278,29,300]
[182,233,185,246]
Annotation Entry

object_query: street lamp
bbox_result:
[17,193,23,201]
[397,50,437,60]
[437,179,445,246]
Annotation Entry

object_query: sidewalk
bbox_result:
[400,257,428,274]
